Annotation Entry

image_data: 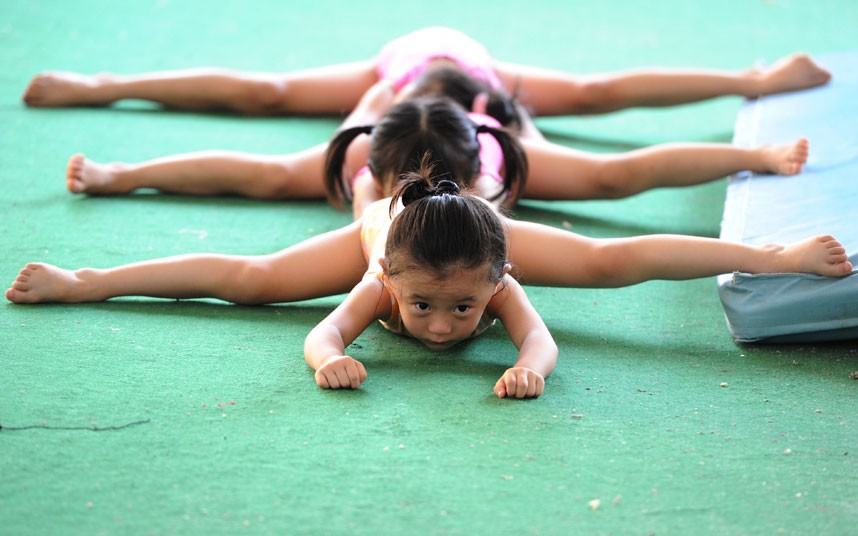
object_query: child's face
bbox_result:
[387,264,501,351]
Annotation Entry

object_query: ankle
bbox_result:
[91,73,122,101]
[740,68,765,97]
[106,162,139,192]
[759,243,787,273]
[747,147,772,174]
[73,268,105,301]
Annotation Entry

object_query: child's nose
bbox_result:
[427,316,452,335]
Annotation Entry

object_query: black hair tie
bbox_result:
[433,179,460,196]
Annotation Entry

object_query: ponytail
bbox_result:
[475,123,528,207]
[386,152,507,281]
[485,88,522,131]
[324,125,374,208]
[389,155,461,217]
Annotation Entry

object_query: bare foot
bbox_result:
[22,72,115,107]
[776,235,853,277]
[757,138,809,175]
[753,54,831,96]
[66,154,130,194]
[6,263,92,303]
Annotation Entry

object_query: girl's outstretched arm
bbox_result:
[488,275,558,399]
[304,278,386,389]
[507,220,853,288]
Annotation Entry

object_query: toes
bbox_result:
[67,154,85,179]
[6,287,30,303]
[832,260,854,276]
[13,279,30,291]
[22,79,43,105]
[816,235,836,244]
[68,178,85,193]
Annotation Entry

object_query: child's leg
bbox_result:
[6,222,367,305]
[66,147,326,198]
[521,138,809,200]
[505,220,853,287]
[495,54,830,116]
[66,135,371,199]
[22,62,379,115]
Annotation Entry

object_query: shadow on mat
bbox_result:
[511,203,662,235]
[41,299,342,328]
[68,191,334,211]
[549,324,858,380]
[542,128,733,152]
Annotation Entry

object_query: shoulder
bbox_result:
[485,274,523,316]
[356,273,393,320]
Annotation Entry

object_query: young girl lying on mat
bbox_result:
[6,162,853,399]
[28,28,822,215]
[61,89,811,220]
[24,27,830,117]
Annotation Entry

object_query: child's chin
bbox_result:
[422,340,458,351]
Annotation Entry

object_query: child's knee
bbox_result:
[238,79,287,114]
[569,80,620,114]
[222,261,276,305]
[592,161,634,199]
[252,161,294,198]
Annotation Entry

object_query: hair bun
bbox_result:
[399,175,433,207]
[432,179,460,196]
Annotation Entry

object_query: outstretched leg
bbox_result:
[505,219,853,287]
[22,62,379,115]
[521,138,809,200]
[66,134,371,199]
[6,221,367,305]
[495,54,831,116]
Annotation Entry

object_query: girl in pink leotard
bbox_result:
[375,27,504,92]
[42,27,822,220]
[324,95,526,212]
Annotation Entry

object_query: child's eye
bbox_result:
[414,302,430,312]
[455,305,471,314]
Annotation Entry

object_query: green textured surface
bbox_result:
[2,1,857,534]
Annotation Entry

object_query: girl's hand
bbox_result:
[493,367,545,399]
[315,355,368,389]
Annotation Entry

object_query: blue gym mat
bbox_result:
[718,51,858,342]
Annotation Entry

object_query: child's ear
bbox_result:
[379,257,389,276]
[493,264,513,293]
[471,92,489,115]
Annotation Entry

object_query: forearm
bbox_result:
[512,331,558,378]
[304,323,347,370]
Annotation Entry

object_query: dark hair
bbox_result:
[410,63,522,130]
[324,97,527,209]
[385,158,507,282]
